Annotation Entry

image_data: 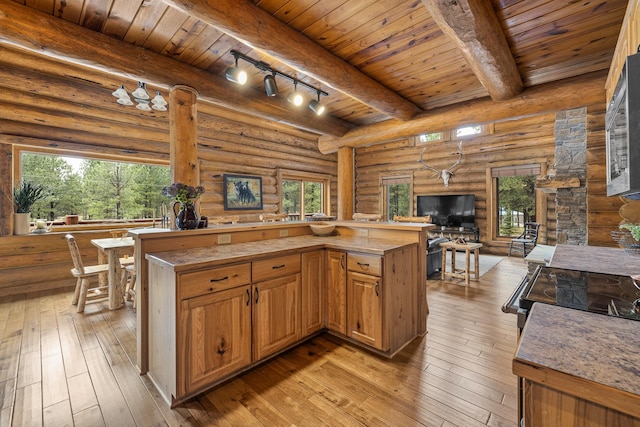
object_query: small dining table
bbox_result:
[91,236,135,310]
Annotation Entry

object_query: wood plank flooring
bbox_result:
[0,257,526,426]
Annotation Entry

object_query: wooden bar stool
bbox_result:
[440,241,483,285]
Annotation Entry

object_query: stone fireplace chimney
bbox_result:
[553,107,587,245]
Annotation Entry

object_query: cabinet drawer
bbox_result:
[347,253,381,276]
[180,263,251,300]
[252,254,301,281]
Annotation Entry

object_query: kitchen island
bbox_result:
[131,221,432,405]
[514,302,640,425]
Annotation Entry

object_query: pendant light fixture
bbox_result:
[226,50,328,116]
[111,82,168,111]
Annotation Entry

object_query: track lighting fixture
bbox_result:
[225,52,248,85]
[264,73,278,97]
[308,91,325,115]
[111,82,168,111]
[226,49,328,115]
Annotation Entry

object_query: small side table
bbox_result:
[440,241,483,285]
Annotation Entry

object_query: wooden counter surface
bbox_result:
[549,244,639,276]
[146,234,416,272]
[513,303,640,419]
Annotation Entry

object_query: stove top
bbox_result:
[522,266,640,321]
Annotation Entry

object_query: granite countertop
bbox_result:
[514,303,640,417]
[146,234,416,272]
[550,244,639,276]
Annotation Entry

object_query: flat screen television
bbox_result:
[416,194,476,227]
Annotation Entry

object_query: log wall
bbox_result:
[354,103,622,254]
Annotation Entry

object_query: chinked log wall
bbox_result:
[353,100,620,252]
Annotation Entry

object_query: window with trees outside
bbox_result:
[493,164,540,237]
[19,151,170,222]
[279,170,330,219]
[382,176,411,221]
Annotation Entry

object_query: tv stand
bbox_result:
[429,226,480,243]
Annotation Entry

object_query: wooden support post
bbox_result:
[169,85,199,186]
[337,147,353,220]
[0,142,12,236]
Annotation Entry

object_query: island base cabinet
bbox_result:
[347,271,384,350]
[524,381,640,426]
[179,285,252,397]
[252,273,301,361]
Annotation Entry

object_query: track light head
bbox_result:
[309,99,325,115]
[225,67,247,85]
[288,81,304,106]
[264,74,278,97]
[225,54,247,85]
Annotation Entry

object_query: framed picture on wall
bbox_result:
[223,174,263,210]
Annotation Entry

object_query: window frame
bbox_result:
[486,158,548,243]
[14,146,170,226]
[277,169,331,216]
[380,174,413,221]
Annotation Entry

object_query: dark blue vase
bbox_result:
[174,202,199,230]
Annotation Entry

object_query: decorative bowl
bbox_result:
[309,223,335,236]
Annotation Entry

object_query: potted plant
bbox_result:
[13,181,47,235]
[613,223,640,254]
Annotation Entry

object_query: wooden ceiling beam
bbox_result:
[421,0,522,101]
[0,0,352,137]
[317,70,605,154]
[162,0,422,121]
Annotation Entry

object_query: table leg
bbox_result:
[474,248,480,280]
[107,250,124,310]
[465,249,471,285]
[441,247,447,280]
[451,249,456,274]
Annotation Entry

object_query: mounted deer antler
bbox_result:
[417,141,463,187]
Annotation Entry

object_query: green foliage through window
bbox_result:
[21,153,170,221]
[282,179,323,215]
[386,183,410,220]
[497,175,536,237]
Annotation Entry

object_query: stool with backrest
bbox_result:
[508,222,541,257]
[66,234,110,313]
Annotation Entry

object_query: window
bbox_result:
[278,169,330,219]
[417,132,445,143]
[492,164,540,237]
[19,151,170,222]
[381,176,412,221]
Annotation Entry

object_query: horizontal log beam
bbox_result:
[163,0,421,121]
[0,0,352,137]
[318,70,606,154]
[421,0,522,101]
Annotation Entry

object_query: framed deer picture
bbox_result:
[223,174,263,210]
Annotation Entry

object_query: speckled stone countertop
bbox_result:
[550,244,639,276]
[514,303,640,417]
[146,234,416,272]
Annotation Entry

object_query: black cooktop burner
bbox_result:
[522,266,640,320]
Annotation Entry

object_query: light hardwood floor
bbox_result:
[0,257,526,426]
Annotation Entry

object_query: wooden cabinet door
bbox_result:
[347,271,384,350]
[326,250,347,335]
[179,285,252,395]
[301,250,325,337]
[253,273,301,360]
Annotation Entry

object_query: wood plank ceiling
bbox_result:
[0,0,629,150]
